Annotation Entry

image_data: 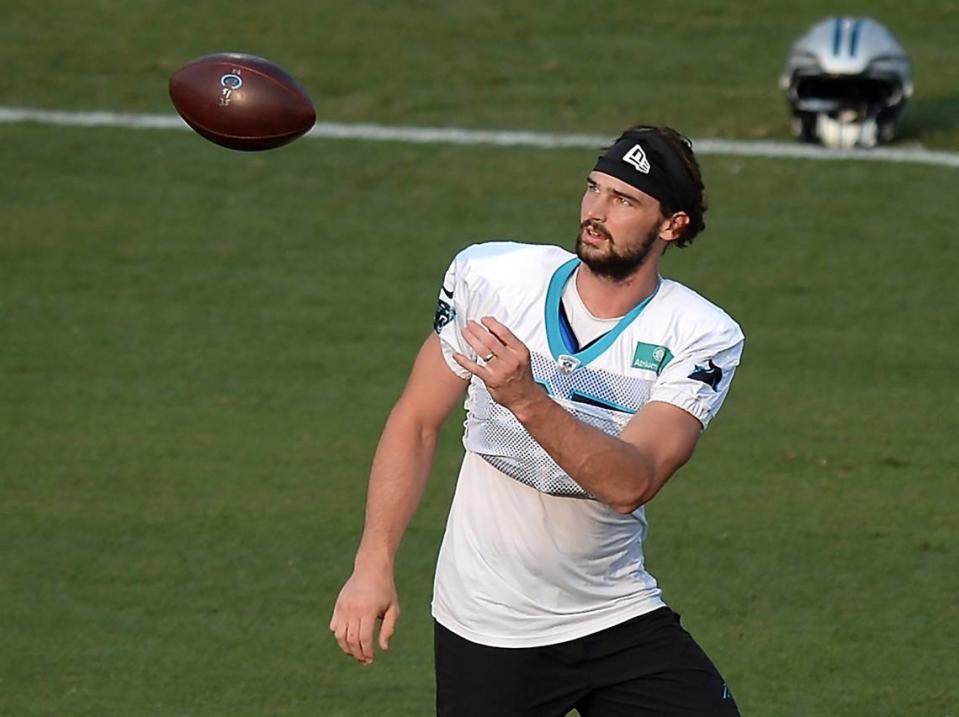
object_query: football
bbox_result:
[168,52,316,151]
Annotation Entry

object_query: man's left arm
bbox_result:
[519,394,701,514]
[454,317,723,514]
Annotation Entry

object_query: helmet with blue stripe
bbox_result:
[779,17,913,148]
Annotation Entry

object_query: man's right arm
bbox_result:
[329,333,468,665]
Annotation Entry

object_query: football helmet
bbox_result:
[780,17,913,148]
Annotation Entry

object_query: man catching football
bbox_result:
[331,125,744,716]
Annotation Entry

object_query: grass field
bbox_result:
[2,2,958,716]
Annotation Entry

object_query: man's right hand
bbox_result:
[329,335,467,666]
[330,565,400,666]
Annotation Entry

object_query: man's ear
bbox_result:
[659,212,690,244]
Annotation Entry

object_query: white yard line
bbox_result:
[2,106,957,169]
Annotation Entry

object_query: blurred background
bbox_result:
[1,1,957,715]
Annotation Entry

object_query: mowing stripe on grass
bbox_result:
[2,105,958,169]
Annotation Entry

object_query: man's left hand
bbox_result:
[453,317,544,412]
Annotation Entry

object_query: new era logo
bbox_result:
[622,144,651,174]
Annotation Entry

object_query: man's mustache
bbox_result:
[580,220,612,242]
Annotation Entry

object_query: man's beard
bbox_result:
[575,220,659,281]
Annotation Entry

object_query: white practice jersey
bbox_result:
[431,242,744,647]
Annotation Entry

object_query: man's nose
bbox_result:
[584,195,607,221]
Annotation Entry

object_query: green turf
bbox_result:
[2,124,957,715]
[2,3,958,715]
[2,1,959,147]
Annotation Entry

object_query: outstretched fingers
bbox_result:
[480,316,525,354]
[461,320,500,358]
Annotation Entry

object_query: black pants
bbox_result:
[435,607,740,716]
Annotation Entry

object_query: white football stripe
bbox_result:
[1,105,958,169]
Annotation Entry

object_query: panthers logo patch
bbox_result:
[433,298,455,333]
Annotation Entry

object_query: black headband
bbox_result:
[592,130,698,221]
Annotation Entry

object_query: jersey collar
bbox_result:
[544,258,661,367]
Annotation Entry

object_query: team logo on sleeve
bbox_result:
[688,360,723,390]
[433,298,455,333]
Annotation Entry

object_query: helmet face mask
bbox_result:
[780,17,913,148]
[816,111,878,149]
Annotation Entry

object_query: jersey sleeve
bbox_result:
[433,251,473,379]
[649,320,744,429]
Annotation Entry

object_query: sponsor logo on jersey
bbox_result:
[688,360,723,390]
[622,143,651,174]
[632,342,673,374]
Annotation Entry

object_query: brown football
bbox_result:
[169,52,316,151]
